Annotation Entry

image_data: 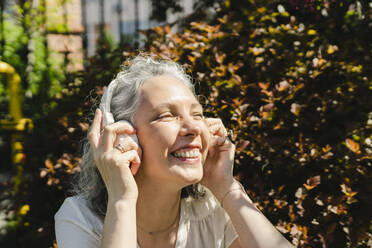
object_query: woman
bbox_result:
[55,55,294,248]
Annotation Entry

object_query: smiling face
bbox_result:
[134,75,210,187]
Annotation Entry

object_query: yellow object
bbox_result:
[307,29,317,35]
[19,204,30,215]
[0,62,22,121]
[0,118,33,131]
[0,61,33,193]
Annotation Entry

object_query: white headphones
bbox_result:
[99,79,117,127]
[99,79,139,145]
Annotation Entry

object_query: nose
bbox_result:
[179,116,201,137]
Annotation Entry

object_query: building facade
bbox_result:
[83,0,194,56]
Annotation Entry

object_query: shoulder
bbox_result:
[55,196,103,238]
[55,196,90,220]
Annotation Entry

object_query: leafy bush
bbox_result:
[2,0,371,247]
[143,0,371,246]
[8,43,131,247]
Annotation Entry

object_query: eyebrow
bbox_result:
[154,102,203,110]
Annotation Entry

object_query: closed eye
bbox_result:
[156,112,177,121]
[155,112,204,121]
[192,112,204,120]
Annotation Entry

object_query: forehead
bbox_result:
[139,75,199,107]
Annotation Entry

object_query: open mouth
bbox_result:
[170,148,201,162]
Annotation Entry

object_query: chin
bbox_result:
[177,167,203,187]
[166,161,202,184]
[185,173,203,184]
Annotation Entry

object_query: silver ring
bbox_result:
[227,129,234,141]
[221,129,234,144]
[115,143,125,153]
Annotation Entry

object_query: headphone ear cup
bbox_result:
[101,109,115,127]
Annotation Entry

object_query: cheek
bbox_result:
[139,125,178,156]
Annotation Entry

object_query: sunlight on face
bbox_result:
[134,75,210,186]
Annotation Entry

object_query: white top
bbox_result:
[55,188,238,248]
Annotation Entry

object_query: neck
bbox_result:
[135,174,182,233]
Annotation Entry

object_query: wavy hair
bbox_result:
[71,55,205,218]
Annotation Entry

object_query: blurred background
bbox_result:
[0,0,371,247]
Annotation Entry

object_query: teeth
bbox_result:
[173,149,200,158]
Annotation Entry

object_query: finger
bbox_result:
[88,109,103,151]
[130,159,141,175]
[205,117,221,126]
[215,135,228,146]
[120,150,141,175]
[102,121,136,152]
[207,135,223,157]
[212,133,234,148]
[205,118,227,134]
[112,149,141,166]
[114,135,139,152]
[208,123,227,137]
[116,120,137,134]
[205,118,226,129]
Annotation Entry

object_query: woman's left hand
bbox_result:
[201,118,236,201]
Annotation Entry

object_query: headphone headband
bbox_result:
[99,79,118,127]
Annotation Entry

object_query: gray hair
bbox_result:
[71,55,204,217]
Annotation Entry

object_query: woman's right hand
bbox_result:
[88,109,142,203]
